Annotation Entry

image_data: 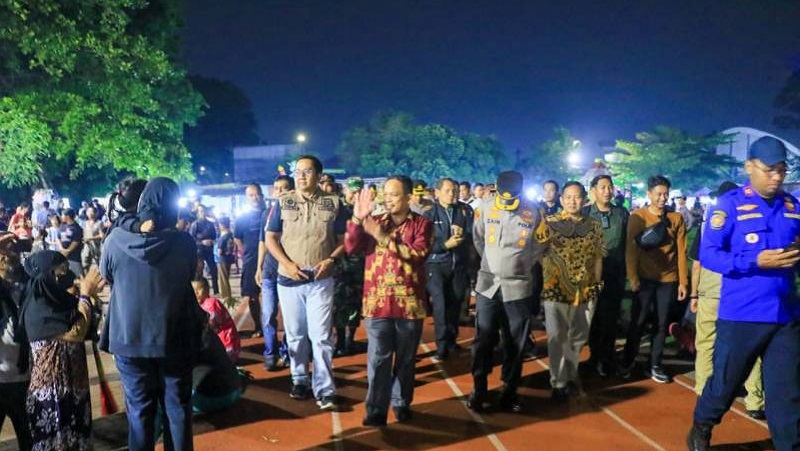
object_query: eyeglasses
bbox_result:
[293,169,315,176]
[753,163,788,177]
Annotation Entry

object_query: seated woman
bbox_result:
[19,251,101,451]
[154,329,250,440]
[192,329,249,414]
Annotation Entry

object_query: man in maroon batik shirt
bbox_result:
[344,175,433,427]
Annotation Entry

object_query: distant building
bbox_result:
[716,127,800,162]
[233,144,300,183]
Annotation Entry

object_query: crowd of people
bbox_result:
[0,136,797,451]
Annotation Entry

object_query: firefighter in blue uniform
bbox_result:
[688,136,800,451]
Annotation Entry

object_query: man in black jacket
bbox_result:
[424,178,472,360]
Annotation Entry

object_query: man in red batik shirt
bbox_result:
[344,175,433,427]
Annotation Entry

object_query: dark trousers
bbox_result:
[589,273,625,368]
[0,381,32,451]
[364,318,424,419]
[116,356,194,451]
[426,262,468,354]
[695,319,800,450]
[197,247,219,294]
[472,292,532,396]
[623,279,677,368]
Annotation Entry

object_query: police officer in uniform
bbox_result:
[688,137,800,451]
[468,171,545,413]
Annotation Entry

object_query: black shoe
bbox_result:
[362,415,387,427]
[435,349,449,361]
[264,361,280,372]
[686,423,712,451]
[551,387,569,403]
[316,395,337,411]
[647,366,671,384]
[618,361,635,380]
[467,392,487,412]
[289,384,311,400]
[596,361,610,377]
[393,406,412,423]
[566,381,582,397]
[497,393,523,413]
[746,409,766,420]
[448,342,464,353]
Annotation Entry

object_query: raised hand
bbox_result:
[353,188,374,221]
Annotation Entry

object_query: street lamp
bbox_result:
[567,151,581,167]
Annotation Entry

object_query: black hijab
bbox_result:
[137,177,181,231]
[19,250,78,342]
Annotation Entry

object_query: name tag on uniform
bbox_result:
[784,213,800,219]
[736,213,763,221]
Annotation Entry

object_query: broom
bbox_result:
[91,341,119,415]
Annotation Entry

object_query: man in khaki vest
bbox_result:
[265,155,348,411]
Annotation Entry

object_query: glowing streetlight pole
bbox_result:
[567,151,581,167]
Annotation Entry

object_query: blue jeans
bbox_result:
[261,278,280,364]
[278,277,336,398]
[116,355,194,451]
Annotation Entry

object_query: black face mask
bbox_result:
[57,273,76,292]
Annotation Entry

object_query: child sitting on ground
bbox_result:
[192,278,240,361]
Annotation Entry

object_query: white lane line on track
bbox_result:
[672,376,769,430]
[331,409,344,451]
[532,358,668,451]
[420,342,509,451]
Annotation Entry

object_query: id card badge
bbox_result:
[601,213,610,229]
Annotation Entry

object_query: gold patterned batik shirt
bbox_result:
[541,212,606,305]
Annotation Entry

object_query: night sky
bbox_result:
[182,0,800,160]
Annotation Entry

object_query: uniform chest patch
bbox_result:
[710,211,726,230]
[318,198,335,212]
[282,198,299,211]
[735,204,758,212]
[745,233,759,244]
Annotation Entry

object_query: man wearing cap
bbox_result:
[688,181,764,423]
[424,178,472,360]
[409,180,434,215]
[332,177,366,356]
[688,136,800,451]
[468,170,545,413]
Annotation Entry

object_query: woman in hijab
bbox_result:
[19,250,101,451]
[102,177,203,451]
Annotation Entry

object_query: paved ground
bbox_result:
[0,274,775,451]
